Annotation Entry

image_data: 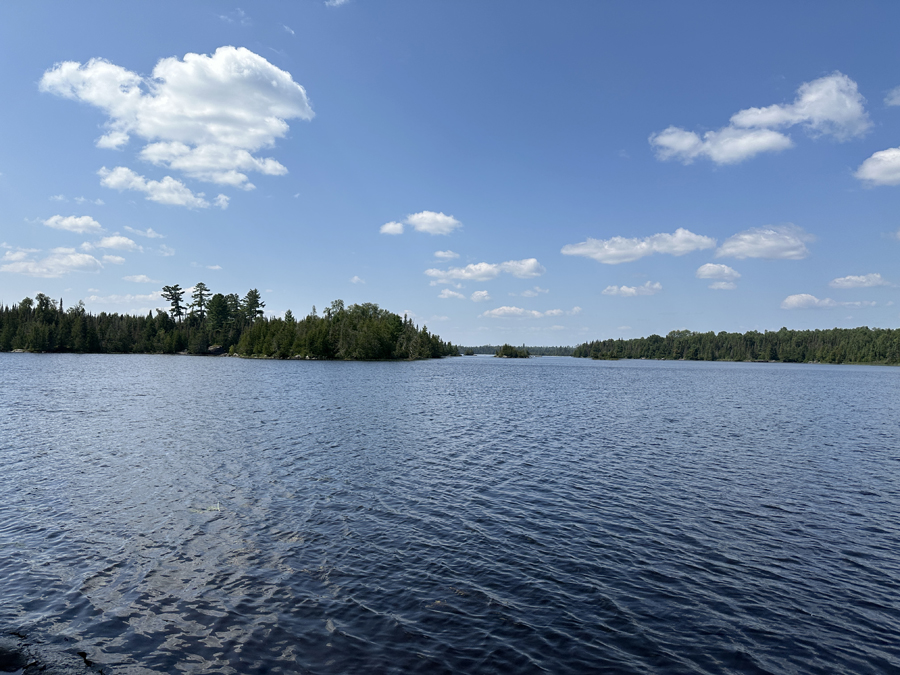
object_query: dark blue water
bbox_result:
[1,353,899,673]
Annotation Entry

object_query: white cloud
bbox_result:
[2,250,30,262]
[123,274,158,283]
[434,250,459,260]
[405,211,461,235]
[87,292,162,304]
[885,86,900,107]
[649,126,792,165]
[425,258,545,284]
[562,228,715,264]
[829,273,890,288]
[219,8,250,25]
[158,245,175,257]
[481,306,548,319]
[214,194,229,209]
[651,73,869,165]
[124,226,164,239]
[380,221,404,235]
[85,235,141,252]
[102,255,125,264]
[470,290,491,302]
[439,289,465,299]
[41,46,313,189]
[517,286,549,297]
[716,224,812,260]
[781,294,837,309]
[855,148,900,186]
[283,24,295,35]
[602,281,663,297]
[696,263,740,289]
[207,264,222,270]
[50,194,67,202]
[43,215,103,234]
[0,247,102,278]
[99,166,211,208]
[74,197,104,205]
[326,0,349,6]
[696,263,740,280]
[350,275,365,284]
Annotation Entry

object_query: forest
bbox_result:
[573,327,900,365]
[0,284,459,360]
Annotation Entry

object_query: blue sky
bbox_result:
[2,1,899,346]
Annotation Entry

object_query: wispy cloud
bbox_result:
[602,281,662,297]
[829,273,890,288]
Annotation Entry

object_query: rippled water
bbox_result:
[1,353,899,673]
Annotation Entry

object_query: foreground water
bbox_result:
[1,354,899,674]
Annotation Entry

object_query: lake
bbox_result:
[1,353,899,673]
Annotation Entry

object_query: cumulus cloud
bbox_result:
[481,306,551,319]
[99,166,213,208]
[0,247,102,278]
[123,274,158,283]
[602,281,662,297]
[84,235,141,252]
[74,197,104,205]
[50,194,67,202]
[696,263,740,289]
[124,226,164,239]
[434,250,459,260]
[158,245,175,257]
[651,73,869,165]
[829,273,890,288]
[855,148,900,186]
[326,0,350,6]
[716,224,812,259]
[406,211,461,235]
[650,126,793,165]
[214,194,229,209]
[40,46,313,189]
[470,290,491,302]
[380,221,404,235]
[382,211,461,235]
[562,228,715,264]
[781,294,837,309]
[43,215,103,234]
[350,275,365,284]
[425,258,545,284]
[438,289,465,299]
[102,255,125,264]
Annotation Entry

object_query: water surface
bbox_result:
[1,354,899,673]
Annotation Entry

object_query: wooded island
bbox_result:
[0,284,458,360]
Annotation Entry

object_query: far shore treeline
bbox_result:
[0,285,459,360]
[573,328,900,365]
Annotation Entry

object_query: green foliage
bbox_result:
[495,344,529,358]
[573,327,900,365]
[464,344,574,356]
[0,291,458,361]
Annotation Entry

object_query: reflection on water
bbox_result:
[1,354,899,673]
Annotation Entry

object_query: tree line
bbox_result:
[573,327,900,364]
[0,285,459,360]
